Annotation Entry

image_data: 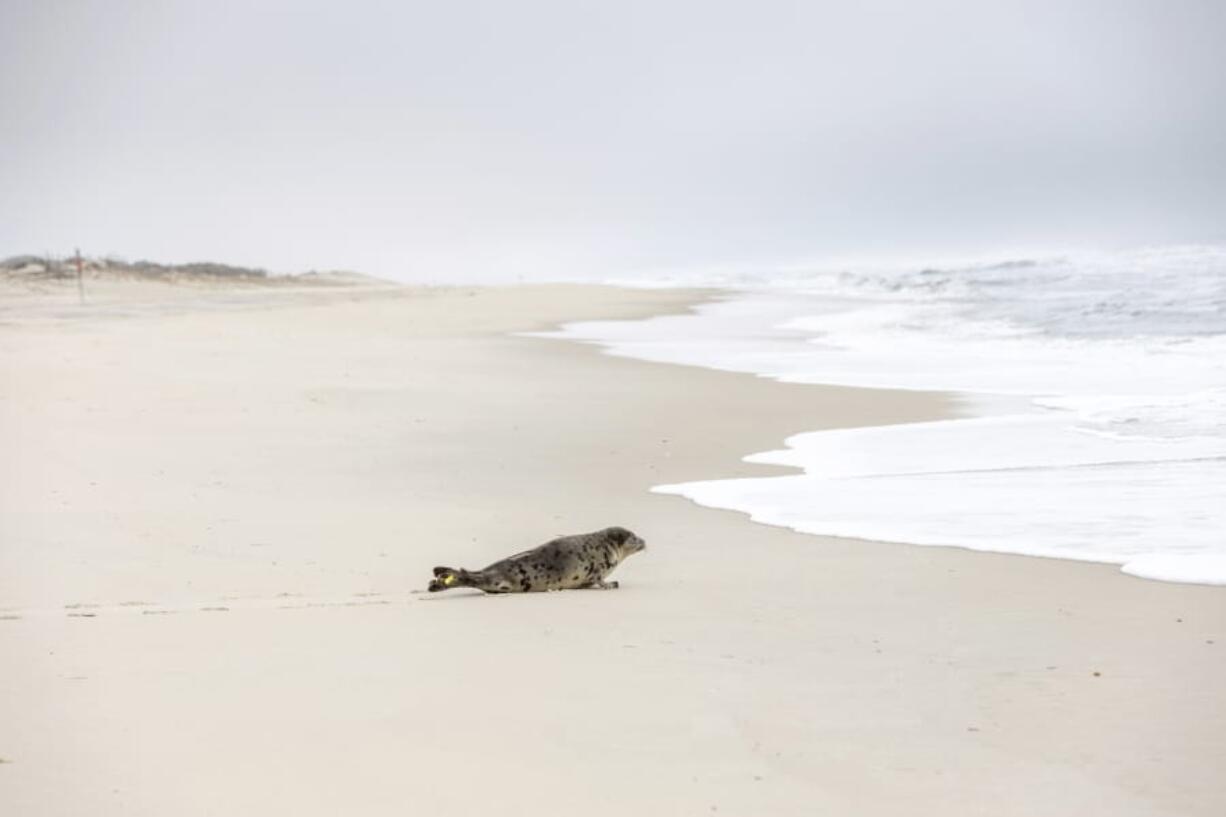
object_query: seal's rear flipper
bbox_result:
[428,567,473,592]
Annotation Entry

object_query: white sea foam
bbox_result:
[539,245,1226,585]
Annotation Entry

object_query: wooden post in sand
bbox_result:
[74,248,84,304]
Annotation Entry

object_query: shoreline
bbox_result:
[543,286,1226,587]
[2,281,1223,816]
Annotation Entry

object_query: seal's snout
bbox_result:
[605,526,646,554]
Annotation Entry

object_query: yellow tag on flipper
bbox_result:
[442,574,457,586]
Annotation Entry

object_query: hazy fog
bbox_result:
[2,0,1223,281]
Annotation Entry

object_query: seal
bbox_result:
[427,526,646,594]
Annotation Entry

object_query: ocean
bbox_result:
[539,245,1226,585]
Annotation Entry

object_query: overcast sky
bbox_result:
[2,0,1223,281]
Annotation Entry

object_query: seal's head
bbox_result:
[606,526,646,556]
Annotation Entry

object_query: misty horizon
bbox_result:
[3,0,1224,282]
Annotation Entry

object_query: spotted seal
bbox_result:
[428,526,646,594]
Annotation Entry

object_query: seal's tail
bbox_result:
[428,566,476,592]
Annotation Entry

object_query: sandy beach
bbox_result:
[2,278,1223,816]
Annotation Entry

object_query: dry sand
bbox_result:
[1,279,1223,816]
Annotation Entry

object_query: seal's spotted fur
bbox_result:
[428,527,646,593]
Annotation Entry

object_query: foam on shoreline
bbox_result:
[539,246,1226,585]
